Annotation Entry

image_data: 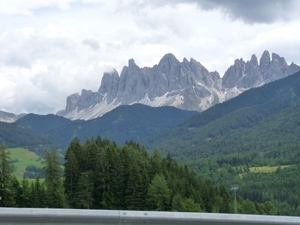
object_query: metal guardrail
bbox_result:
[0,208,300,225]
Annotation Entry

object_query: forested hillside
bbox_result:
[140,71,300,215]
[187,143,300,215]
[0,121,53,153]
[0,142,277,215]
[15,104,197,149]
[143,71,300,160]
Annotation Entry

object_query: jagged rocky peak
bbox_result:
[58,51,300,121]
[65,93,81,114]
[59,53,222,120]
[98,69,120,103]
[158,53,180,66]
[222,58,246,89]
[115,57,151,104]
[250,54,258,65]
[259,50,271,74]
[222,50,300,91]
[128,58,136,67]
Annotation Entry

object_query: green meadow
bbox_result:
[8,148,43,180]
[249,165,291,173]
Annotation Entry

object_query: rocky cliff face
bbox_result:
[58,51,300,120]
[222,50,300,100]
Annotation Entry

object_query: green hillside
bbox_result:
[9,148,42,179]
[16,113,73,133]
[139,71,300,215]
[143,71,300,160]
[0,121,53,153]
[186,144,300,215]
[15,104,198,148]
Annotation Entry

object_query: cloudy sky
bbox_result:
[1,0,300,115]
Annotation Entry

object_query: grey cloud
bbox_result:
[82,38,100,51]
[0,33,77,68]
[3,50,32,68]
[23,101,56,115]
[145,0,298,24]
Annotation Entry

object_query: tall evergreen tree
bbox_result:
[20,177,32,207]
[0,144,15,207]
[64,146,79,207]
[75,171,94,209]
[150,148,163,178]
[219,185,231,213]
[93,144,109,209]
[42,149,65,208]
[125,149,149,210]
[148,174,171,211]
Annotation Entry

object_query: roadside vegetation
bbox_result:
[0,142,277,215]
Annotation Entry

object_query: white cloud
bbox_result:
[0,0,300,115]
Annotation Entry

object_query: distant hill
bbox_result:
[142,70,300,160]
[16,113,73,133]
[0,121,53,150]
[15,104,198,149]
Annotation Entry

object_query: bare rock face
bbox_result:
[98,69,120,104]
[59,53,221,120]
[59,51,300,120]
[222,58,246,89]
[221,51,300,100]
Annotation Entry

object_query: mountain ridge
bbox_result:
[141,70,300,160]
[58,50,300,120]
[15,104,198,148]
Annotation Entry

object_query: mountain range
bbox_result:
[13,104,197,150]
[0,69,299,160]
[142,70,300,161]
[2,52,300,216]
[57,50,300,120]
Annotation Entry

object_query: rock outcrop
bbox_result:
[221,50,300,100]
[58,51,300,120]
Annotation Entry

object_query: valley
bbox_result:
[0,53,300,216]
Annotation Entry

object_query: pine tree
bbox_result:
[147,174,171,211]
[0,145,16,207]
[64,146,79,207]
[125,154,142,210]
[75,171,94,209]
[20,177,32,207]
[105,145,123,209]
[30,182,38,208]
[202,179,216,212]
[219,185,231,213]
[124,148,149,210]
[42,149,65,208]
[150,148,163,178]
[172,193,184,211]
[11,176,22,207]
[93,144,109,209]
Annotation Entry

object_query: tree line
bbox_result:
[0,140,277,214]
[187,145,300,216]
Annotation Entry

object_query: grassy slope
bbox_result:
[249,165,291,173]
[9,148,42,179]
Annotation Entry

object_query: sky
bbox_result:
[1,0,300,115]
